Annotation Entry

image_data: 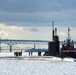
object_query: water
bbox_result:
[0,53,76,75]
[0,59,76,75]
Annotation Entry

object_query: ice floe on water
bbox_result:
[0,59,76,75]
[0,53,76,75]
[62,57,74,62]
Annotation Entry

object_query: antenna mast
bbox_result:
[52,21,54,41]
[68,27,70,37]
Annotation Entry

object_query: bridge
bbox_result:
[0,39,49,52]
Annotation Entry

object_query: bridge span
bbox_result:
[0,39,49,52]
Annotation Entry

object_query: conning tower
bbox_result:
[48,21,60,56]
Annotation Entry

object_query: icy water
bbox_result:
[0,59,76,75]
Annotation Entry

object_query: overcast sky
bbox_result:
[0,0,76,41]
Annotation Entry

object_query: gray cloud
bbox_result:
[0,0,76,12]
[0,0,76,26]
[28,28,39,32]
[23,27,39,32]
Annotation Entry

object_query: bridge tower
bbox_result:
[9,45,12,52]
